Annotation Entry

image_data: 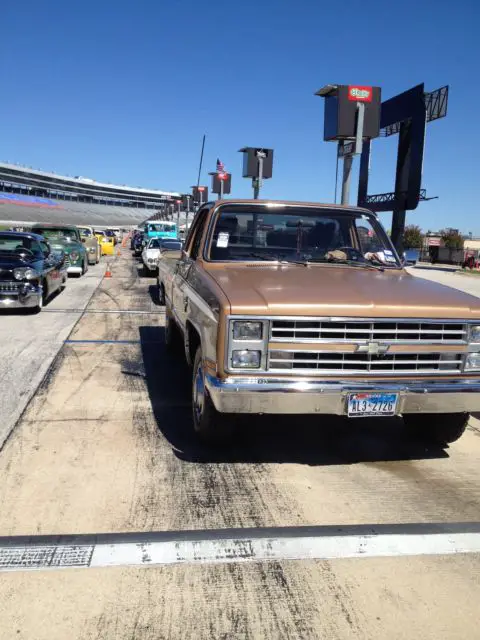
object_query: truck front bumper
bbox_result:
[0,285,43,309]
[205,374,480,415]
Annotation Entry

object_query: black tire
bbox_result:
[403,412,469,444]
[158,282,165,305]
[192,346,235,445]
[164,308,182,353]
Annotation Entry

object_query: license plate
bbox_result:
[347,392,398,417]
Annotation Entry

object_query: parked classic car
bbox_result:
[104,229,118,245]
[132,232,144,257]
[31,224,88,276]
[130,230,142,250]
[0,231,67,312]
[158,199,480,445]
[141,237,162,274]
[142,238,181,274]
[403,248,420,266]
[94,230,115,256]
[77,226,101,264]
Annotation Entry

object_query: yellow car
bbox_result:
[94,230,115,256]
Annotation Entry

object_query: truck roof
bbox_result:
[208,199,376,215]
[31,223,79,230]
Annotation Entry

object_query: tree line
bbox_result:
[403,225,464,250]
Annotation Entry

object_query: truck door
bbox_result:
[172,208,209,330]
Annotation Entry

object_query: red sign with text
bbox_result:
[348,86,373,102]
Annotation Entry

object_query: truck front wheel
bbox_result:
[192,346,235,445]
[403,412,469,444]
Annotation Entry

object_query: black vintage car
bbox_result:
[132,232,145,256]
[0,231,67,312]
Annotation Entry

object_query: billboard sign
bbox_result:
[348,86,373,102]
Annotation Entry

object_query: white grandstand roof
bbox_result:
[0,162,181,198]
[0,199,155,227]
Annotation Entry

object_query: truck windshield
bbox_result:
[208,206,400,267]
[0,234,43,257]
[147,223,176,233]
[35,228,77,241]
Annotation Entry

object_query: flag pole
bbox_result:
[196,135,206,191]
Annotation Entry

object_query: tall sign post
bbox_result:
[356,84,448,255]
[191,185,208,208]
[182,194,192,230]
[210,158,232,199]
[315,84,381,205]
[238,147,274,199]
[175,199,182,234]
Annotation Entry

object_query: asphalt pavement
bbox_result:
[0,254,479,639]
[0,262,105,449]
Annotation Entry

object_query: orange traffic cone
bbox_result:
[117,248,121,257]
[105,263,112,278]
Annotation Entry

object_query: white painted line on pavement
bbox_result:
[1,523,479,573]
[43,309,165,315]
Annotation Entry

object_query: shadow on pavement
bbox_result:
[412,265,459,273]
[139,326,448,466]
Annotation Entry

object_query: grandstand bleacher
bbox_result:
[0,162,181,226]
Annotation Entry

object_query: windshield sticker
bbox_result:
[384,255,397,263]
[384,249,393,255]
[217,232,229,248]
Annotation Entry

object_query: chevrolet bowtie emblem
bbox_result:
[356,342,389,355]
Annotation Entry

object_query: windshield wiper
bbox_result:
[231,252,281,261]
[233,252,306,263]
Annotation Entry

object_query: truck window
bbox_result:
[190,214,208,260]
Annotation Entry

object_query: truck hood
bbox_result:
[46,238,80,252]
[0,255,36,270]
[205,264,480,319]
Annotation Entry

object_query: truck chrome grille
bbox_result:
[0,282,21,292]
[270,319,467,344]
[268,350,463,375]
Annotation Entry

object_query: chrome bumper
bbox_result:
[143,262,158,271]
[0,286,42,309]
[205,373,480,415]
[67,265,83,274]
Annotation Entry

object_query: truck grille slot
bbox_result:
[0,282,21,292]
[269,351,463,375]
[270,320,467,343]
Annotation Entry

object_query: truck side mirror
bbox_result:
[161,249,182,260]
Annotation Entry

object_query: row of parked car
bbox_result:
[0,224,122,313]
[130,229,183,277]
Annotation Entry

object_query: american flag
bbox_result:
[216,158,225,173]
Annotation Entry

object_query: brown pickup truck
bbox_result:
[158,199,480,444]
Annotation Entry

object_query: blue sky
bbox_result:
[1,0,479,233]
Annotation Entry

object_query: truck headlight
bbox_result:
[70,251,80,262]
[232,350,261,368]
[465,352,480,371]
[88,247,95,253]
[469,325,480,342]
[233,321,263,340]
[13,267,39,281]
